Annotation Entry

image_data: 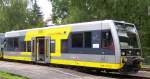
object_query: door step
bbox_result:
[36,61,46,64]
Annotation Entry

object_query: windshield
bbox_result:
[115,22,139,49]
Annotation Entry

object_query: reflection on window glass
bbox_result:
[101,30,114,50]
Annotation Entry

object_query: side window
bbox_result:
[92,31,101,48]
[26,41,31,52]
[14,38,19,49]
[84,32,92,48]
[61,39,68,53]
[71,33,83,48]
[19,41,26,51]
[71,32,92,48]
[101,30,114,50]
[50,40,55,53]
[6,38,13,50]
[18,37,26,51]
[5,37,19,51]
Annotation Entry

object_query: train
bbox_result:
[0,20,143,73]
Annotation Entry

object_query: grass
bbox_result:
[0,71,29,79]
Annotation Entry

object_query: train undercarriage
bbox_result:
[120,56,143,74]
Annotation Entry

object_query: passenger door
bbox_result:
[31,37,51,63]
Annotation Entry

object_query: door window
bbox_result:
[26,41,31,52]
[50,40,55,53]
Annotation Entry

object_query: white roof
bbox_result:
[5,20,133,37]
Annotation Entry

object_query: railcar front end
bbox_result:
[114,22,143,73]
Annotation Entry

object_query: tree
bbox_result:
[51,0,150,64]
[0,0,28,31]
[51,0,69,24]
[28,0,44,27]
[0,0,44,32]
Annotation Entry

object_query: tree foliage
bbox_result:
[28,0,44,27]
[0,0,44,32]
[51,0,150,64]
[51,0,69,24]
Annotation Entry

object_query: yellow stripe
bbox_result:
[3,56,32,61]
[51,59,123,69]
[25,25,71,41]
[21,52,32,56]
[3,55,123,69]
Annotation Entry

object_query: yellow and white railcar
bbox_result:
[3,20,143,73]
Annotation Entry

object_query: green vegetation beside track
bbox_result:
[0,71,29,79]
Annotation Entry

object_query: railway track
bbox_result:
[1,60,150,79]
[74,69,150,79]
[57,65,150,79]
[129,76,150,79]
[47,64,150,79]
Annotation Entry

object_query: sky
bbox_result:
[36,0,52,21]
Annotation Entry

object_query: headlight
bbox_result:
[137,52,140,55]
[122,52,125,56]
[129,51,132,54]
[122,57,127,63]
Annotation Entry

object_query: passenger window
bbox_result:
[84,32,92,48]
[50,40,55,53]
[6,38,19,51]
[101,30,114,50]
[19,41,26,51]
[14,38,19,49]
[18,36,26,51]
[6,38,13,49]
[71,33,83,48]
